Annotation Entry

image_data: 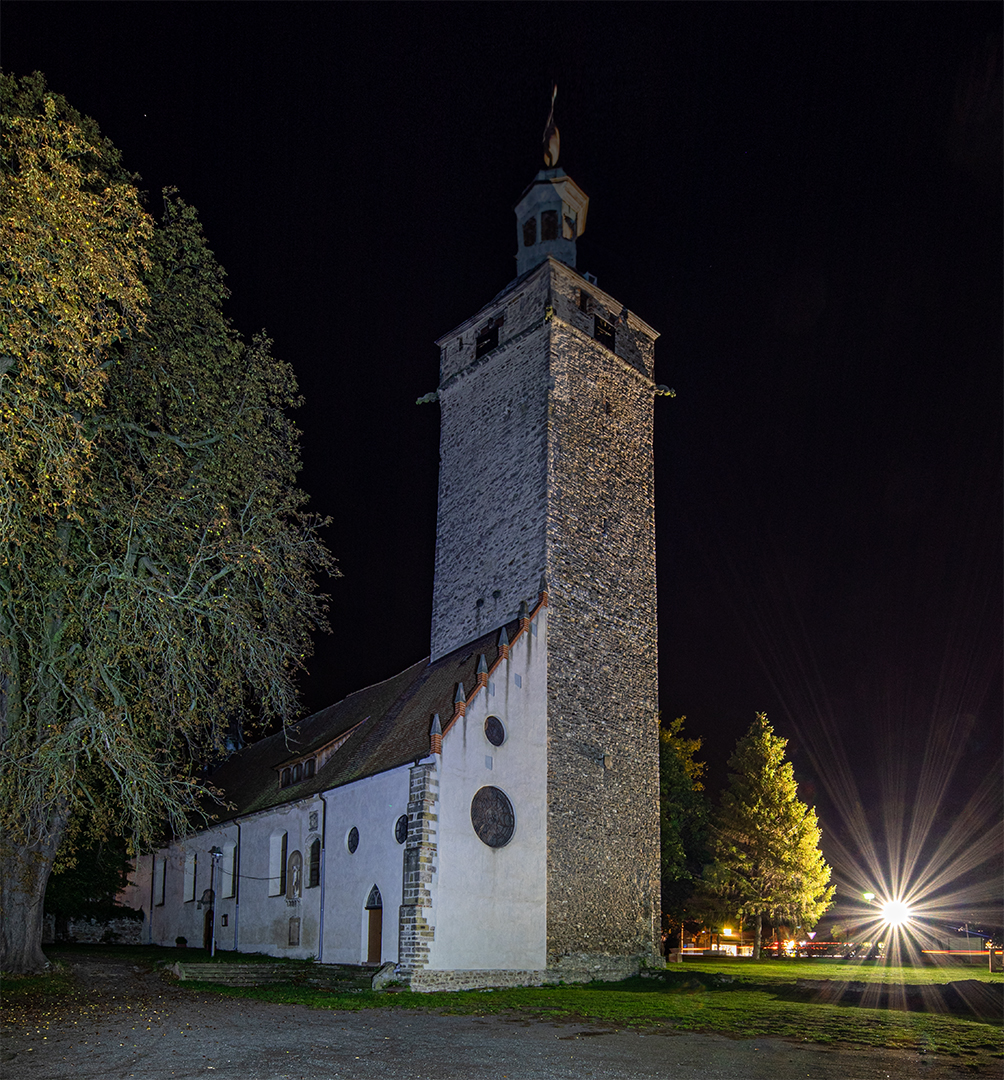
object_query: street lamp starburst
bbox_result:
[880,898,912,928]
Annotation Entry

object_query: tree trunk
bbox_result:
[0,816,66,974]
[753,912,762,959]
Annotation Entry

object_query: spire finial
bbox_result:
[543,83,560,168]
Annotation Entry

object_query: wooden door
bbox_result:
[367,907,382,964]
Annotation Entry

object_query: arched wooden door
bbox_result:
[365,885,382,964]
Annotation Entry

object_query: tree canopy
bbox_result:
[659,715,709,942]
[708,713,834,956]
[0,72,335,972]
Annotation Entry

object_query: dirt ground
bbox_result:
[1,952,995,1080]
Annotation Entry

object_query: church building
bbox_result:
[142,118,664,990]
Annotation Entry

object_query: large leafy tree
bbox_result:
[708,713,834,957]
[659,715,709,954]
[0,74,334,972]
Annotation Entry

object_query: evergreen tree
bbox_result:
[659,715,710,954]
[709,713,834,957]
[43,832,140,929]
[0,74,335,972]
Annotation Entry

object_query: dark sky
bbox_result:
[5,3,1001,909]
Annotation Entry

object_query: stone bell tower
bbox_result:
[430,94,662,972]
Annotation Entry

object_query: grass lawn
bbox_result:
[178,956,1002,1068]
[4,947,1001,1072]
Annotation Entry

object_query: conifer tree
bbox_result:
[709,713,834,957]
[0,74,334,972]
[659,715,709,954]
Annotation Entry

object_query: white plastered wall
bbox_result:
[317,766,412,965]
[147,822,245,953]
[147,767,414,964]
[428,607,548,970]
[224,800,322,958]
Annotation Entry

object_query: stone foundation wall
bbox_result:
[407,952,645,993]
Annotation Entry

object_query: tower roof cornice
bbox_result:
[434,258,659,349]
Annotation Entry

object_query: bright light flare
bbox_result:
[880,898,912,927]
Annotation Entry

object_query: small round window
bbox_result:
[484,715,505,747]
[347,826,359,853]
[394,815,408,844]
[470,786,515,848]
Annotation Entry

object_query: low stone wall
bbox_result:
[409,968,548,992]
[42,914,144,945]
[407,953,644,993]
[173,961,374,991]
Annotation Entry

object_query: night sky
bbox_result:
[5,4,1001,913]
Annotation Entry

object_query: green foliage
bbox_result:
[43,833,140,923]
[708,713,834,948]
[1,71,153,524]
[0,73,335,967]
[659,716,710,926]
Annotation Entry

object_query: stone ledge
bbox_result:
[406,954,645,993]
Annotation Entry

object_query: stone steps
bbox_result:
[171,960,380,990]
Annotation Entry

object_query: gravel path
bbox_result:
[1,953,994,1079]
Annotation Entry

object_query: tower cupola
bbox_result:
[514,88,588,278]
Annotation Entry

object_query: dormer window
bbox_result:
[278,756,316,789]
[274,717,368,792]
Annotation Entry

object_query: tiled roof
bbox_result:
[203,618,522,824]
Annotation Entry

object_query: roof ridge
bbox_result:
[439,586,548,742]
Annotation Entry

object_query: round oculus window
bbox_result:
[470,786,515,848]
[347,826,359,853]
[394,814,408,844]
[484,715,505,747]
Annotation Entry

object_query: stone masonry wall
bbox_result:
[543,262,662,968]
[430,266,553,660]
[397,762,439,974]
[42,913,144,945]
